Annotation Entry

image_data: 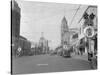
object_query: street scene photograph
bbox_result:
[11,0,97,74]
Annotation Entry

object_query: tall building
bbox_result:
[61,16,70,47]
[11,0,21,56]
[11,0,21,38]
[39,32,49,54]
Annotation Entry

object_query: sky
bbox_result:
[16,0,88,49]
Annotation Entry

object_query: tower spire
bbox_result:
[64,6,66,17]
[41,32,44,37]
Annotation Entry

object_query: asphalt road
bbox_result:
[12,54,92,74]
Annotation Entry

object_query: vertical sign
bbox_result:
[90,39,94,53]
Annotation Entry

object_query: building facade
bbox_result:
[39,33,49,54]
[11,0,32,56]
[78,6,97,53]
[61,16,70,48]
[69,28,79,46]
[79,6,97,35]
[11,0,21,38]
[11,0,21,56]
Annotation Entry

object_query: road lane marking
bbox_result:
[37,64,48,66]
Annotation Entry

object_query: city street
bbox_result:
[12,54,92,74]
[11,1,97,75]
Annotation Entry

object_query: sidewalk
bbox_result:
[72,53,88,61]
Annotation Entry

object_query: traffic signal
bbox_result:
[83,12,95,27]
[83,12,89,19]
[89,13,95,20]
